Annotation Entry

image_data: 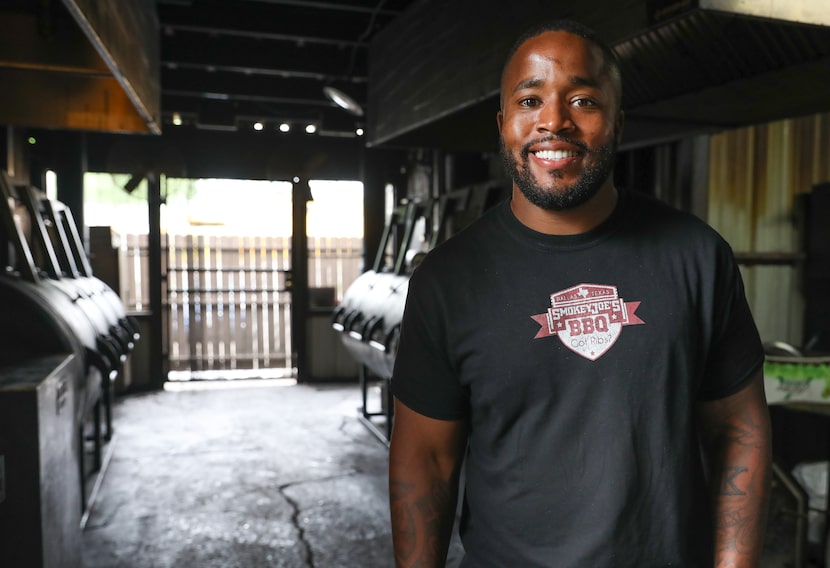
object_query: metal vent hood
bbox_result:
[366,0,830,151]
[0,0,160,135]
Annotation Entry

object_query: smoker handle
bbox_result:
[344,310,365,339]
[366,318,387,351]
[123,316,141,342]
[86,346,118,382]
[331,306,347,331]
[97,335,126,369]
[109,324,133,353]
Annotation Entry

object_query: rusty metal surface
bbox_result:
[701,0,830,26]
[61,0,160,134]
[707,112,830,348]
[0,2,159,134]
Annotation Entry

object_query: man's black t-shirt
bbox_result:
[391,189,764,567]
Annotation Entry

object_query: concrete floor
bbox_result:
[81,379,402,568]
[79,377,810,568]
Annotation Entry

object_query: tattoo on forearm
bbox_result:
[720,466,748,496]
[704,386,773,567]
[390,478,454,567]
[390,480,418,562]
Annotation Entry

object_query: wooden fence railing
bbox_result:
[119,233,363,376]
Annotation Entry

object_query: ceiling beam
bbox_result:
[238,0,403,16]
[163,88,327,107]
[161,60,365,83]
[163,23,365,47]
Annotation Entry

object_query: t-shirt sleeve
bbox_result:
[697,240,765,401]
[391,263,470,420]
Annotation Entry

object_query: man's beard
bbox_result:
[500,135,616,211]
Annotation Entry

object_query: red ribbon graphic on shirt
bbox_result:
[531,300,644,339]
[530,284,645,361]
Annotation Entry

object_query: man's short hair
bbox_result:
[500,19,623,110]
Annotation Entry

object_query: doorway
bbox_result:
[84,174,364,383]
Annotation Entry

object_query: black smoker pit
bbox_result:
[332,182,506,443]
[0,170,138,568]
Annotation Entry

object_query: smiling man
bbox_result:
[498,27,621,222]
[389,20,771,568]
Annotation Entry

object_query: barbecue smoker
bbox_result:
[332,181,506,442]
[0,170,139,568]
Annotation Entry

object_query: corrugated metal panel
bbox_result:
[707,112,830,347]
[615,10,830,109]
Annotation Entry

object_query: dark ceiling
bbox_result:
[155,0,417,138]
[135,0,830,153]
[3,0,830,181]
[362,2,830,152]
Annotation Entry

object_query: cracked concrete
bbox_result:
[77,378,827,568]
[277,481,314,567]
[81,380,398,568]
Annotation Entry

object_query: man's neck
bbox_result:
[509,183,619,236]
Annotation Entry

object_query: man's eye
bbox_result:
[519,97,540,108]
[572,98,597,108]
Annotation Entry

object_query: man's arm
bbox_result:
[697,369,772,567]
[389,399,468,568]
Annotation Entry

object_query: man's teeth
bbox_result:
[534,149,578,160]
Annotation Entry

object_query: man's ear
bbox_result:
[615,110,625,145]
[497,110,504,132]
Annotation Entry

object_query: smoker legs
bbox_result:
[357,365,394,446]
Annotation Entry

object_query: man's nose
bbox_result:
[537,100,574,133]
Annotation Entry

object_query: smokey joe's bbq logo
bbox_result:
[531,283,644,361]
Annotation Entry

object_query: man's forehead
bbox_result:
[512,33,596,66]
[499,28,622,110]
[529,53,561,66]
[506,42,602,84]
